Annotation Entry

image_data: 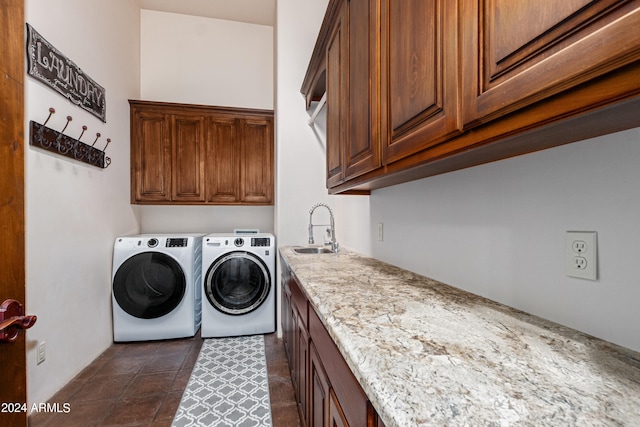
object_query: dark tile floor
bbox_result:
[29,332,300,427]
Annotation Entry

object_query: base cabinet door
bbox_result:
[281,266,294,369]
[309,342,330,427]
[329,390,349,427]
[295,312,309,426]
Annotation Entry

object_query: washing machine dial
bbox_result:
[234,237,244,247]
[147,238,159,248]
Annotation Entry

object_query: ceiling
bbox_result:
[138,0,276,26]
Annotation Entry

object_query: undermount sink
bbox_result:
[294,247,334,254]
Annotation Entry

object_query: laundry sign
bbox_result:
[26,24,106,122]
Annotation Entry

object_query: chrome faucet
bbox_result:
[308,203,338,253]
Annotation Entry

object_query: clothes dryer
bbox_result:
[111,234,203,342]
[201,233,276,337]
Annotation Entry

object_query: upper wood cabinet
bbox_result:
[131,109,172,202]
[380,0,461,164]
[302,0,640,194]
[460,0,640,128]
[130,100,274,205]
[325,0,380,188]
[240,118,274,204]
[172,114,206,202]
[326,0,348,188]
[346,0,380,180]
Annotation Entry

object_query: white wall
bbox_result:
[275,0,371,253]
[141,9,273,110]
[139,206,274,234]
[139,9,275,234]
[369,126,640,352]
[282,0,640,353]
[25,0,140,404]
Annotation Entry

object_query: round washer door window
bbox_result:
[113,252,186,319]
[204,251,270,315]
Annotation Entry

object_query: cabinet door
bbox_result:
[239,118,274,204]
[281,270,294,367]
[380,0,460,164]
[309,342,330,427]
[172,115,205,202]
[329,389,349,427]
[131,110,171,202]
[295,309,309,426]
[344,0,381,180]
[461,0,640,128]
[206,116,239,203]
[326,0,348,188]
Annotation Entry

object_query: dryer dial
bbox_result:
[234,238,244,247]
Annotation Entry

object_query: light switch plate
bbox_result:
[565,231,597,280]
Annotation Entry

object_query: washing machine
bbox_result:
[111,234,203,342]
[201,233,276,337]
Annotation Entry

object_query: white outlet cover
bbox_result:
[565,231,597,280]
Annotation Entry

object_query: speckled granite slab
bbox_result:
[279,246,640,427]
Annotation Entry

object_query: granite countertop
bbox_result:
[279,246,640,427]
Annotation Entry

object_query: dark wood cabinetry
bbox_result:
[380,0,461,164]
[325,0,380,188]
[325,0,348,188]
[461,0,640,128]
[303,0,640,194]
[131,109,172,202]
[130,100,273,205]
[172,114,206,202]
[280,258,382,427]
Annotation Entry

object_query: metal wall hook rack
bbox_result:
[29,108,111,169]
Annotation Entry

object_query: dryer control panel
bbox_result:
[251,237,271,247]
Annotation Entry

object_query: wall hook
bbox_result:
[29,114,113,169]
[61,115,72,133]
[78,125,87,141]
[92,133,101,147]
[43,107,55,126]
[103,138,111,151]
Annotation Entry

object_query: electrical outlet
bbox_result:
[565,231,597,280]
[37,342,46,365]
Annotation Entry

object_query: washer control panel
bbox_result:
[166,238,188,248]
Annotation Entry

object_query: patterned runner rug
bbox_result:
[172,335,273,427]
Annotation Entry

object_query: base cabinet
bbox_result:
[280,258,384,427]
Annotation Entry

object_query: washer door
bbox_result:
[113,252,186,319]
[204,251,270,315]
